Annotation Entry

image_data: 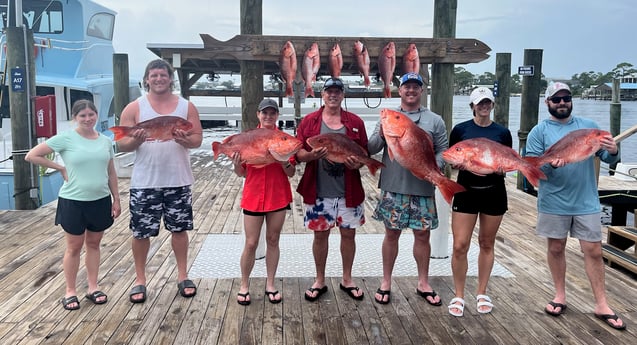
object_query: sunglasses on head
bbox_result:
[549,95,572,104]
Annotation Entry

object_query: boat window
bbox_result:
[87,13,114,40]
[0,1,63,33]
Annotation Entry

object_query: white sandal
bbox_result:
[476,294,494,314]
[448,297,465,317]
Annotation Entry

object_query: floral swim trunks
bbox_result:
[372,191,438,230]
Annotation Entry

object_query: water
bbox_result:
[194,95,637,169]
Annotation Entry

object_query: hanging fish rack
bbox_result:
[147,34,490,99]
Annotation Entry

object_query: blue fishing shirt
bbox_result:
[525,116,620,215]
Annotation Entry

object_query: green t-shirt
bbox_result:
[46,130,114,201]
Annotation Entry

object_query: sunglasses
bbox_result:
[549,95,572,104]
[324,78,344,89]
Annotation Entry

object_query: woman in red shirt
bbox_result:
[232,99,295,305]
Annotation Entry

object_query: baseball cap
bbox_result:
[545,82,571,100]
[258,98,279,112]
[469,87,495,106]
[323,77,345,91]
[399,73,424,86]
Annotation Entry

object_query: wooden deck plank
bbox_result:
[0,156,635,344]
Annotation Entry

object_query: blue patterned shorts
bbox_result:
[129,186,193,239]
[372,191,438,230]
[304,197,365,231]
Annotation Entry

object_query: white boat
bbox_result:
[0,0,141,209]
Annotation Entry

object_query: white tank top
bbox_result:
[130,95,194,188]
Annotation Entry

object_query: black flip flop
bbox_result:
[595,313,626,330]
[265,290,282,304]
[304,286,328,302]
[339,283,364,300]
[416,289,443,306]
[374,288,391,304]
[237,292,251,305]
[545,301,567,316]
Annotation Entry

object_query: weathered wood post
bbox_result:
[609,78,621,174]
[517,49,543,192]
[7,25,38,210]
[239,0,263,131]
[112,53,130,126]
[430,0,457,259]
[494,53,511,128]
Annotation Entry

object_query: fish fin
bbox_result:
[519,166,548,188]
[384,86,391,98]
[437,180,466,204]
[109,126,128,141]
[212,142,221,160]
[364,76,371,87]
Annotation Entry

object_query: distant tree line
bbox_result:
[455,62,636,95]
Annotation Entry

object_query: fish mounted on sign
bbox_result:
[443,137,547,187]
[353,40,371,87]
[109,116,194,141]
[380,108,465,204]
[378,42,396,98]
[212,128,302,168]
[328,42,343,79]
[307,133,384,176]
[402,43,420,75]
[302,42,320,98]
[279,41,297,97]
[525,128,614,168]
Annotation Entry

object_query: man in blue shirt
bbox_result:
[526,82,625,331]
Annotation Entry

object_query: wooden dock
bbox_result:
[0,154,635,344]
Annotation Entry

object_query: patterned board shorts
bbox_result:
[304,197,365,231]
[129,186,193,239]
[372,191,438,231]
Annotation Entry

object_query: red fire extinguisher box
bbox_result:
[34,95,56,138]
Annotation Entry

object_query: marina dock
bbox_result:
[0,153,635,344]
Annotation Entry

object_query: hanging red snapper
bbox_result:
[380,108,465,204]
[443,138,547,187]
[307,133,384,176]
[378,42,396,98]
[212,128,302,168]
[279,41,297,97]
[328,42,343,79]
[402,43,420,74]
[301,42,320,98]
[353,40,371,87]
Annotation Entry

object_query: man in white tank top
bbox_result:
[117,59,203,303]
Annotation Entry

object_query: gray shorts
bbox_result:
[536,212,602,242]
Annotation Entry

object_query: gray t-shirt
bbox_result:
[316,122,346,198]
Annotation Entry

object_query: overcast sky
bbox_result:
[99,0,636,81]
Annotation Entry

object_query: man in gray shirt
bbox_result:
[368,72,447,305]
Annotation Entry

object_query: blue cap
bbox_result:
[399,73,424,86]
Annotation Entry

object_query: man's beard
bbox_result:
[548,104,572,119]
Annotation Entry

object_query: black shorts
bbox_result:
[243,204,291,216]
[55,196,114,235]
[451,183,507,216]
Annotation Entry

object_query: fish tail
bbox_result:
[383,85,391,98]
[285,84,294,97]
[366,159,385,176]
[438,180,466,204]
[519,165,548,187]
[305,85,314,98]
[108,126,129,141]
[212,142,221,160]
[523,156,543,168]
[364,76,371,87]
